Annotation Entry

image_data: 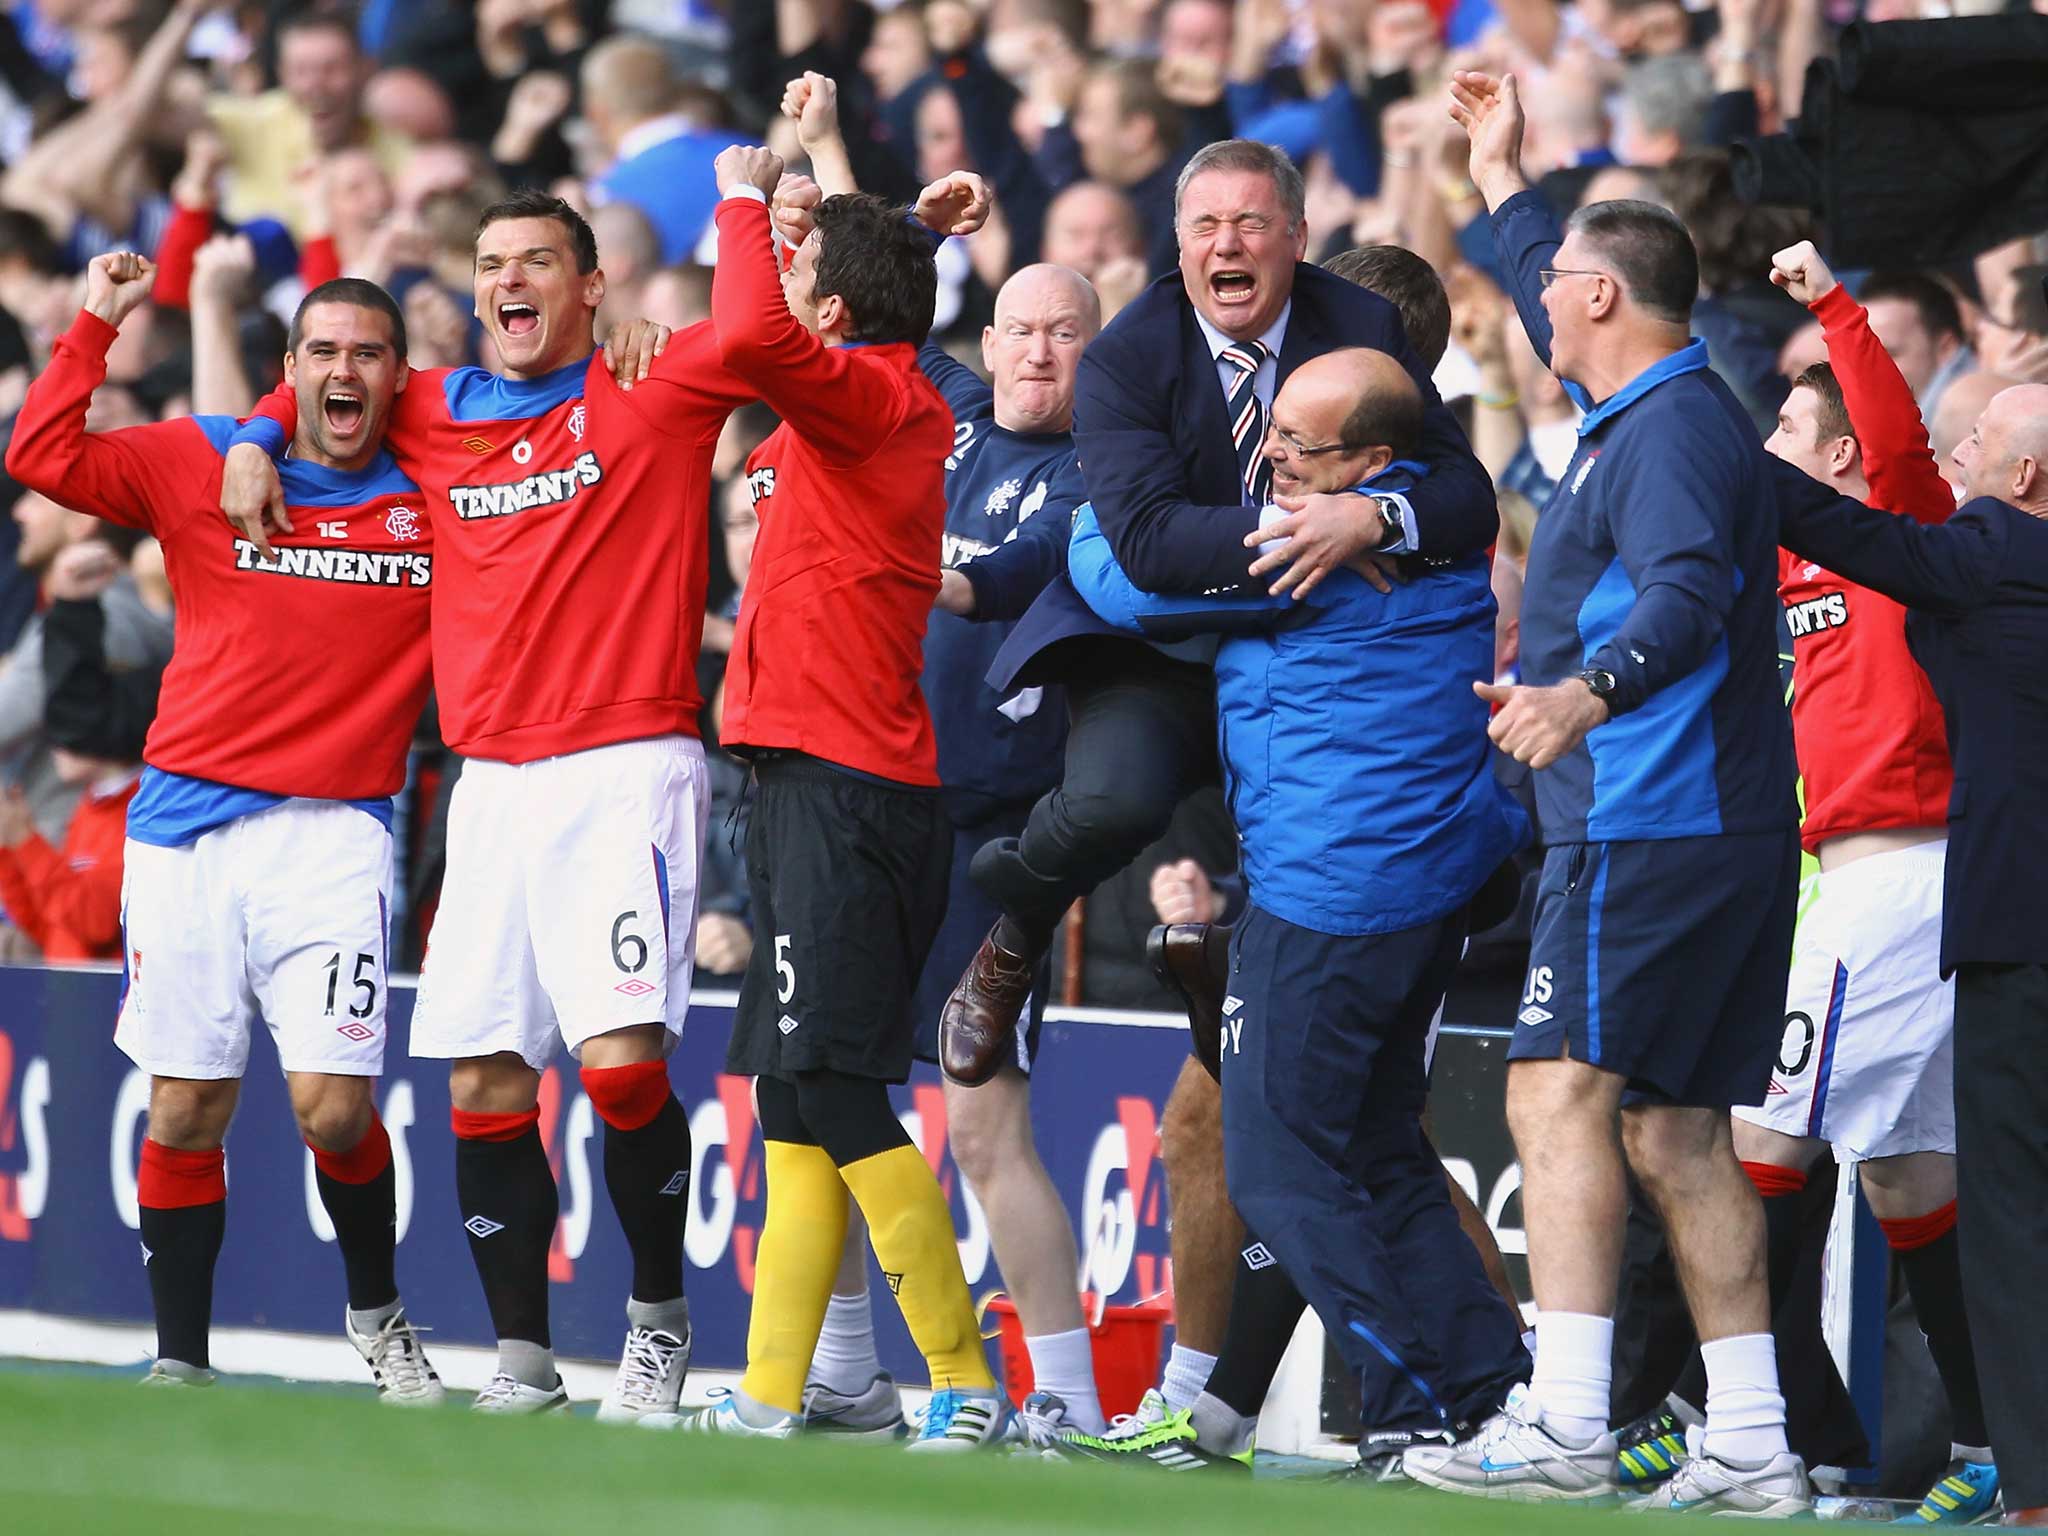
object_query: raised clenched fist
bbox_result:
[83,251,157,328]
[1769,240,1838,307]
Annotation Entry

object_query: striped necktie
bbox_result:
[1220,339,1272,506]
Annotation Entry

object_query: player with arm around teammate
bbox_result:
[215,191,779,1420]
[5,254,440,1401]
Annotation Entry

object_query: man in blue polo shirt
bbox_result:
[1400,72,1806,1515]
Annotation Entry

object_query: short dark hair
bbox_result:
[1791,361,1853,446]
[1323,245,1452,369]
[809,193,938,346]
[276,12,358,54]
[1338,360,1425,461]
[1858,269,1964,343]
[476,189,599,275]
[288,278,408,360]
[1094,58,1182,151]
[1566,198,1699,325]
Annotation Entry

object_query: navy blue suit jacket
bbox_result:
[1775,464,2048,973]
[990,263,1497,691]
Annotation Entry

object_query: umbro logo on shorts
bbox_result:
[659,1171,687,1196]
[777,1014,800,1035]
[464,1216,505,1239]
[614,978,657,998]
[1516,1005,1553,1027]
[335,1022,375,1042]
[1242,1242,1276,1270]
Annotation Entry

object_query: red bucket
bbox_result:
[980,1291,1172,1420]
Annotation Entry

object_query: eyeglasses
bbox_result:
[1268,423,1352,458]
[1539,266,1610,290]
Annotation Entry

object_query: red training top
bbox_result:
[710,194,951,785]
[244,325,755,763]
[5,311,432,800]
[1779,285,1956,853]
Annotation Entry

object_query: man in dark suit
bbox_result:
[1771,382,2048,1523]
[937,137,1497,1419]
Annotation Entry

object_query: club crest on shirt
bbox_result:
[1568,451,1600,494]
[568,403,587,442]
[385,505,422,542]
[983,476,1022,518]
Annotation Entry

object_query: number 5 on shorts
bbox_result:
[775,934,795,1004]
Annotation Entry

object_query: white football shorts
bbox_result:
[412,733,709,1068]
[1734,839,1954,1160]
[116,799,395,1079]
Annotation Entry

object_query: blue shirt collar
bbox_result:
[1572,339,1710,436]
[277,448,416,508]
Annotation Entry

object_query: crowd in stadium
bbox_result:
[0,0,2045,1524]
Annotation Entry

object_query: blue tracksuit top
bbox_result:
[1490,191,1798,844]
[1070,469,1529,937]
[916,343,1073,826]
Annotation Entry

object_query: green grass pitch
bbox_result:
[0,1366,1637,1535]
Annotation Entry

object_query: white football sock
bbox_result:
[1161,1343,1217,1413]
[1699,1332,1789,1466]
[1027,1327,1106,1434]
[806,1291,881,1394]
[1528,1311,1613,1445]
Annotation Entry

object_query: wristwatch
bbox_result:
[1372,495,1405,546]
[1578,667,1618,701]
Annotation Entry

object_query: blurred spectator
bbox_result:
[638,263,713,331]
[1616,53,1713,168]
[0,505,170,843]
[1661,150,1813,434]
[209,11,412,238]
[41,534,165,765]
[1975,264,2048,385]
[1059,58,1184,273]
[589,199,662,336]
[1858,269,1977,421]
[1040,181,1146,321]
[582,32,737,264]
[362,66,457,146]
[0,742,136,962]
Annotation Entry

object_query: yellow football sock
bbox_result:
[739,1140,848,1415]
[839,1143,996,1393]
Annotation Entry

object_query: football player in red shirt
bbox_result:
[677,143,1007,1449]
[6,254,442,1402]
[1731,241,1994,1522]
[217,191,790,1418]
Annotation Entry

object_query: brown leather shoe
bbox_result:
[1148,922,1232,1080]
[939,927,1035,1086]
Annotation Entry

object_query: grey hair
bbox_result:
[1173,139,1306,234]
[1622,54,1712,146]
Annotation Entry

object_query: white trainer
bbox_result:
[1639,1428,1811,1517]
[471,1372,569,1414]
[908,1389,1009,1453]
[669,1389,798,1437]
[1402,1385,1620,1502]
[345,1308,446,1407]
[140,1360,216,1389]
[597,1326,691,1424]
[802,1373,907,1440]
